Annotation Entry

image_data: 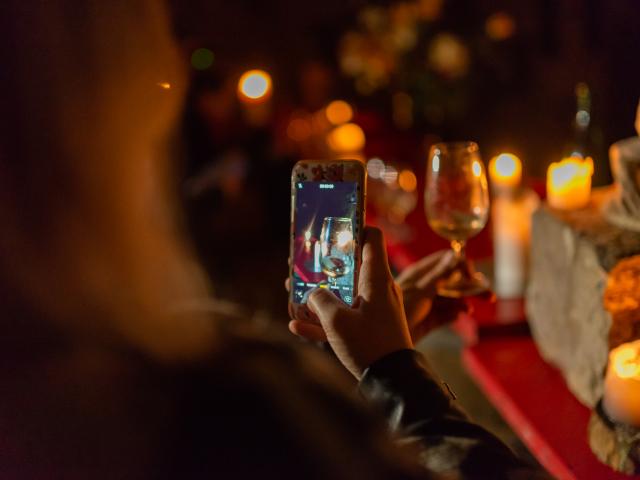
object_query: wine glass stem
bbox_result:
[451,239,466,261]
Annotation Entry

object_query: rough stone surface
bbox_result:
[526,188,640,406]
[588,403,640,475]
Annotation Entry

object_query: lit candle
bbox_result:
[603,340,640,426]
[237,69,273,127]
[546,156,593,210]
[489,153,522,193]
[304,230,312,252]
[313,241,322,272]
[492,190,539,298]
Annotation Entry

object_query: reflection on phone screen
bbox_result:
[292,181,358,305]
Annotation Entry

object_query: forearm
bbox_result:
[359,349,550,479]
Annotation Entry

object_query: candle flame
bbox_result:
[491,153,521,179]
[548,157,593,191]
[611,340,640,380]
[472,160,482,178]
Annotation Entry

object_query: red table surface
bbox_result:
[463,338,637,480]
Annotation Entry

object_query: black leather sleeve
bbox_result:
[359,349,552,480]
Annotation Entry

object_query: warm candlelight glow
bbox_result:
[156,82,171,90]
[489,153,522,191]
[492,190,539,298]
[471,160,482,178]
[327,123,365,153]
[238,70,272,103]
[546,156,593,210]
[603,339,640,426]
[325,100,353,125]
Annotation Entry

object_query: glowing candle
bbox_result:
[489,153,522,192]
[603,340,640,426]
[304,230,312,252]
[546,156,593,210]
[492,190,539,298]
[313,241,322,272]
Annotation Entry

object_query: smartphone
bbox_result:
[289,160,366,319]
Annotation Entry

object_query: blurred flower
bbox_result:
[359,6,387,33]
[339,32,365,75]
[427,33,470,79]
[390,2,417,28]
[485,12,516,41]
[388,25,418,52]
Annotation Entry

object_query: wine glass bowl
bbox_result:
[319,217,354,287]
[425,142,490,297]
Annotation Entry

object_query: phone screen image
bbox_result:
[292,181,359,306]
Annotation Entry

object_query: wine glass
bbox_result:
[425,141,490,298]
[319,217,354,289]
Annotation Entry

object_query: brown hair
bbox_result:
[0,0,216,360]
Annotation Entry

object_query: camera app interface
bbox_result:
[292,181,358,305]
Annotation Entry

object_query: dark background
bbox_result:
[169,0,640,317]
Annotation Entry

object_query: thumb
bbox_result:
[358,226,393,299]
[307,287,346,326]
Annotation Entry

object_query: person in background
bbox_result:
[0,0,548,478]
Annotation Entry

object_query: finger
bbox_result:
[358,226,393,299]
[288,320,328,342]
[284,277,290,292]
[415,250,457,291]
[307,287,346,326]
[396,250,448,286]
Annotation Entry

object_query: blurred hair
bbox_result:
[0,0,216,359]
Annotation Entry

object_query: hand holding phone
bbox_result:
[288,160,366,320]
[292,226,413,379]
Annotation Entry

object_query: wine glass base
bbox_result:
[436,271,490,298]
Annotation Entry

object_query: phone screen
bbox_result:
[292,180,359,305]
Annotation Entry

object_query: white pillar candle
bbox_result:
[603,339,640,426]
[313,241,322,272]
[492,189,539,298]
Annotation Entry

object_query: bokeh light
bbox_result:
[191,48,215,70]
[381,165,398,185]
[485,12,516,41]
[367,158,385,179]
[327,123,366,153]
[287,118,312,142]
[325,100,354,125]
[238,70,272,102]
[398,169,418,192]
